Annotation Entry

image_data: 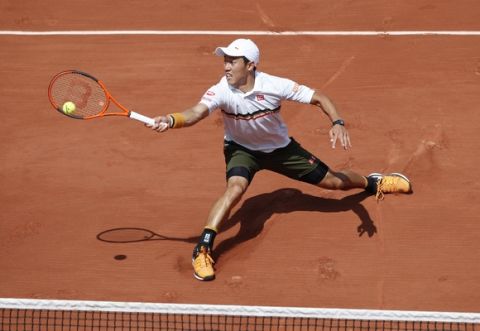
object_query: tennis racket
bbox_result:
[48,70,161,126]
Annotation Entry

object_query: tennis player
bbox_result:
[148,39,412,281]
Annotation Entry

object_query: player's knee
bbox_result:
[226,166,253,183]
[225,177,248,203]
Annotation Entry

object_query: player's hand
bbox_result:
[147,116,169,132]
[329,125,351,150]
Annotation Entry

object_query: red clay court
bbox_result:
[0,1,479,328]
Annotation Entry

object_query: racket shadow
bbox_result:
[214,189,374,262]
[96,227,199,244]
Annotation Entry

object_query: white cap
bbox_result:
[215,39,260,65]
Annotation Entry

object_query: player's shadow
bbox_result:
[213,188,375,262]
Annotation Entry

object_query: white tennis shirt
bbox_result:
[200,71,315,152]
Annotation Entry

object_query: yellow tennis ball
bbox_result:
[62,101,76,114]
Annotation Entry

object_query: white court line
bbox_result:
[2,30,480,36]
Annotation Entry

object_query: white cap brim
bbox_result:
[215,47,243,58]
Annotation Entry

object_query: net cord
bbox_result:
[0,298,478,324]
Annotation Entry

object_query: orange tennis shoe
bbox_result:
[192,246,215,281]
[368,173,412,200]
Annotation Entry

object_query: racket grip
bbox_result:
[129,111,155,126]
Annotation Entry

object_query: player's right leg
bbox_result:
[192,175,249,281]
[192,141,259,281]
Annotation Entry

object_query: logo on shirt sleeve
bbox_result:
[292,83,300,93]
[202,90,216,103]
[256,94,265,101]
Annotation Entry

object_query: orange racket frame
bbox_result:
[48,70,156,125]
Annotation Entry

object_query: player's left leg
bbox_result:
[265,138,411,198]
[316,170,368,190]
[263,139,367,191]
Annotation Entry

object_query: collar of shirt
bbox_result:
[227,71,262,97]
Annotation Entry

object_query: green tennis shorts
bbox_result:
[223,138,329,185]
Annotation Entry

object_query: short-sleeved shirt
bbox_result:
[200,71,315,152]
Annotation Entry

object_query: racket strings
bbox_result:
[49,73,107,118]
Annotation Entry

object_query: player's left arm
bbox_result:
[310,92,352,150]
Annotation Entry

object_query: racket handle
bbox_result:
[129,111,155,126]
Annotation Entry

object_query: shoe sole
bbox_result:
[193,272,215,281]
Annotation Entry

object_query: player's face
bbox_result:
[223,56,253,88]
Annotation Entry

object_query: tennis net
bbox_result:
[0,298,478,331]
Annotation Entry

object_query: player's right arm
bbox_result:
[149,103,210,132]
